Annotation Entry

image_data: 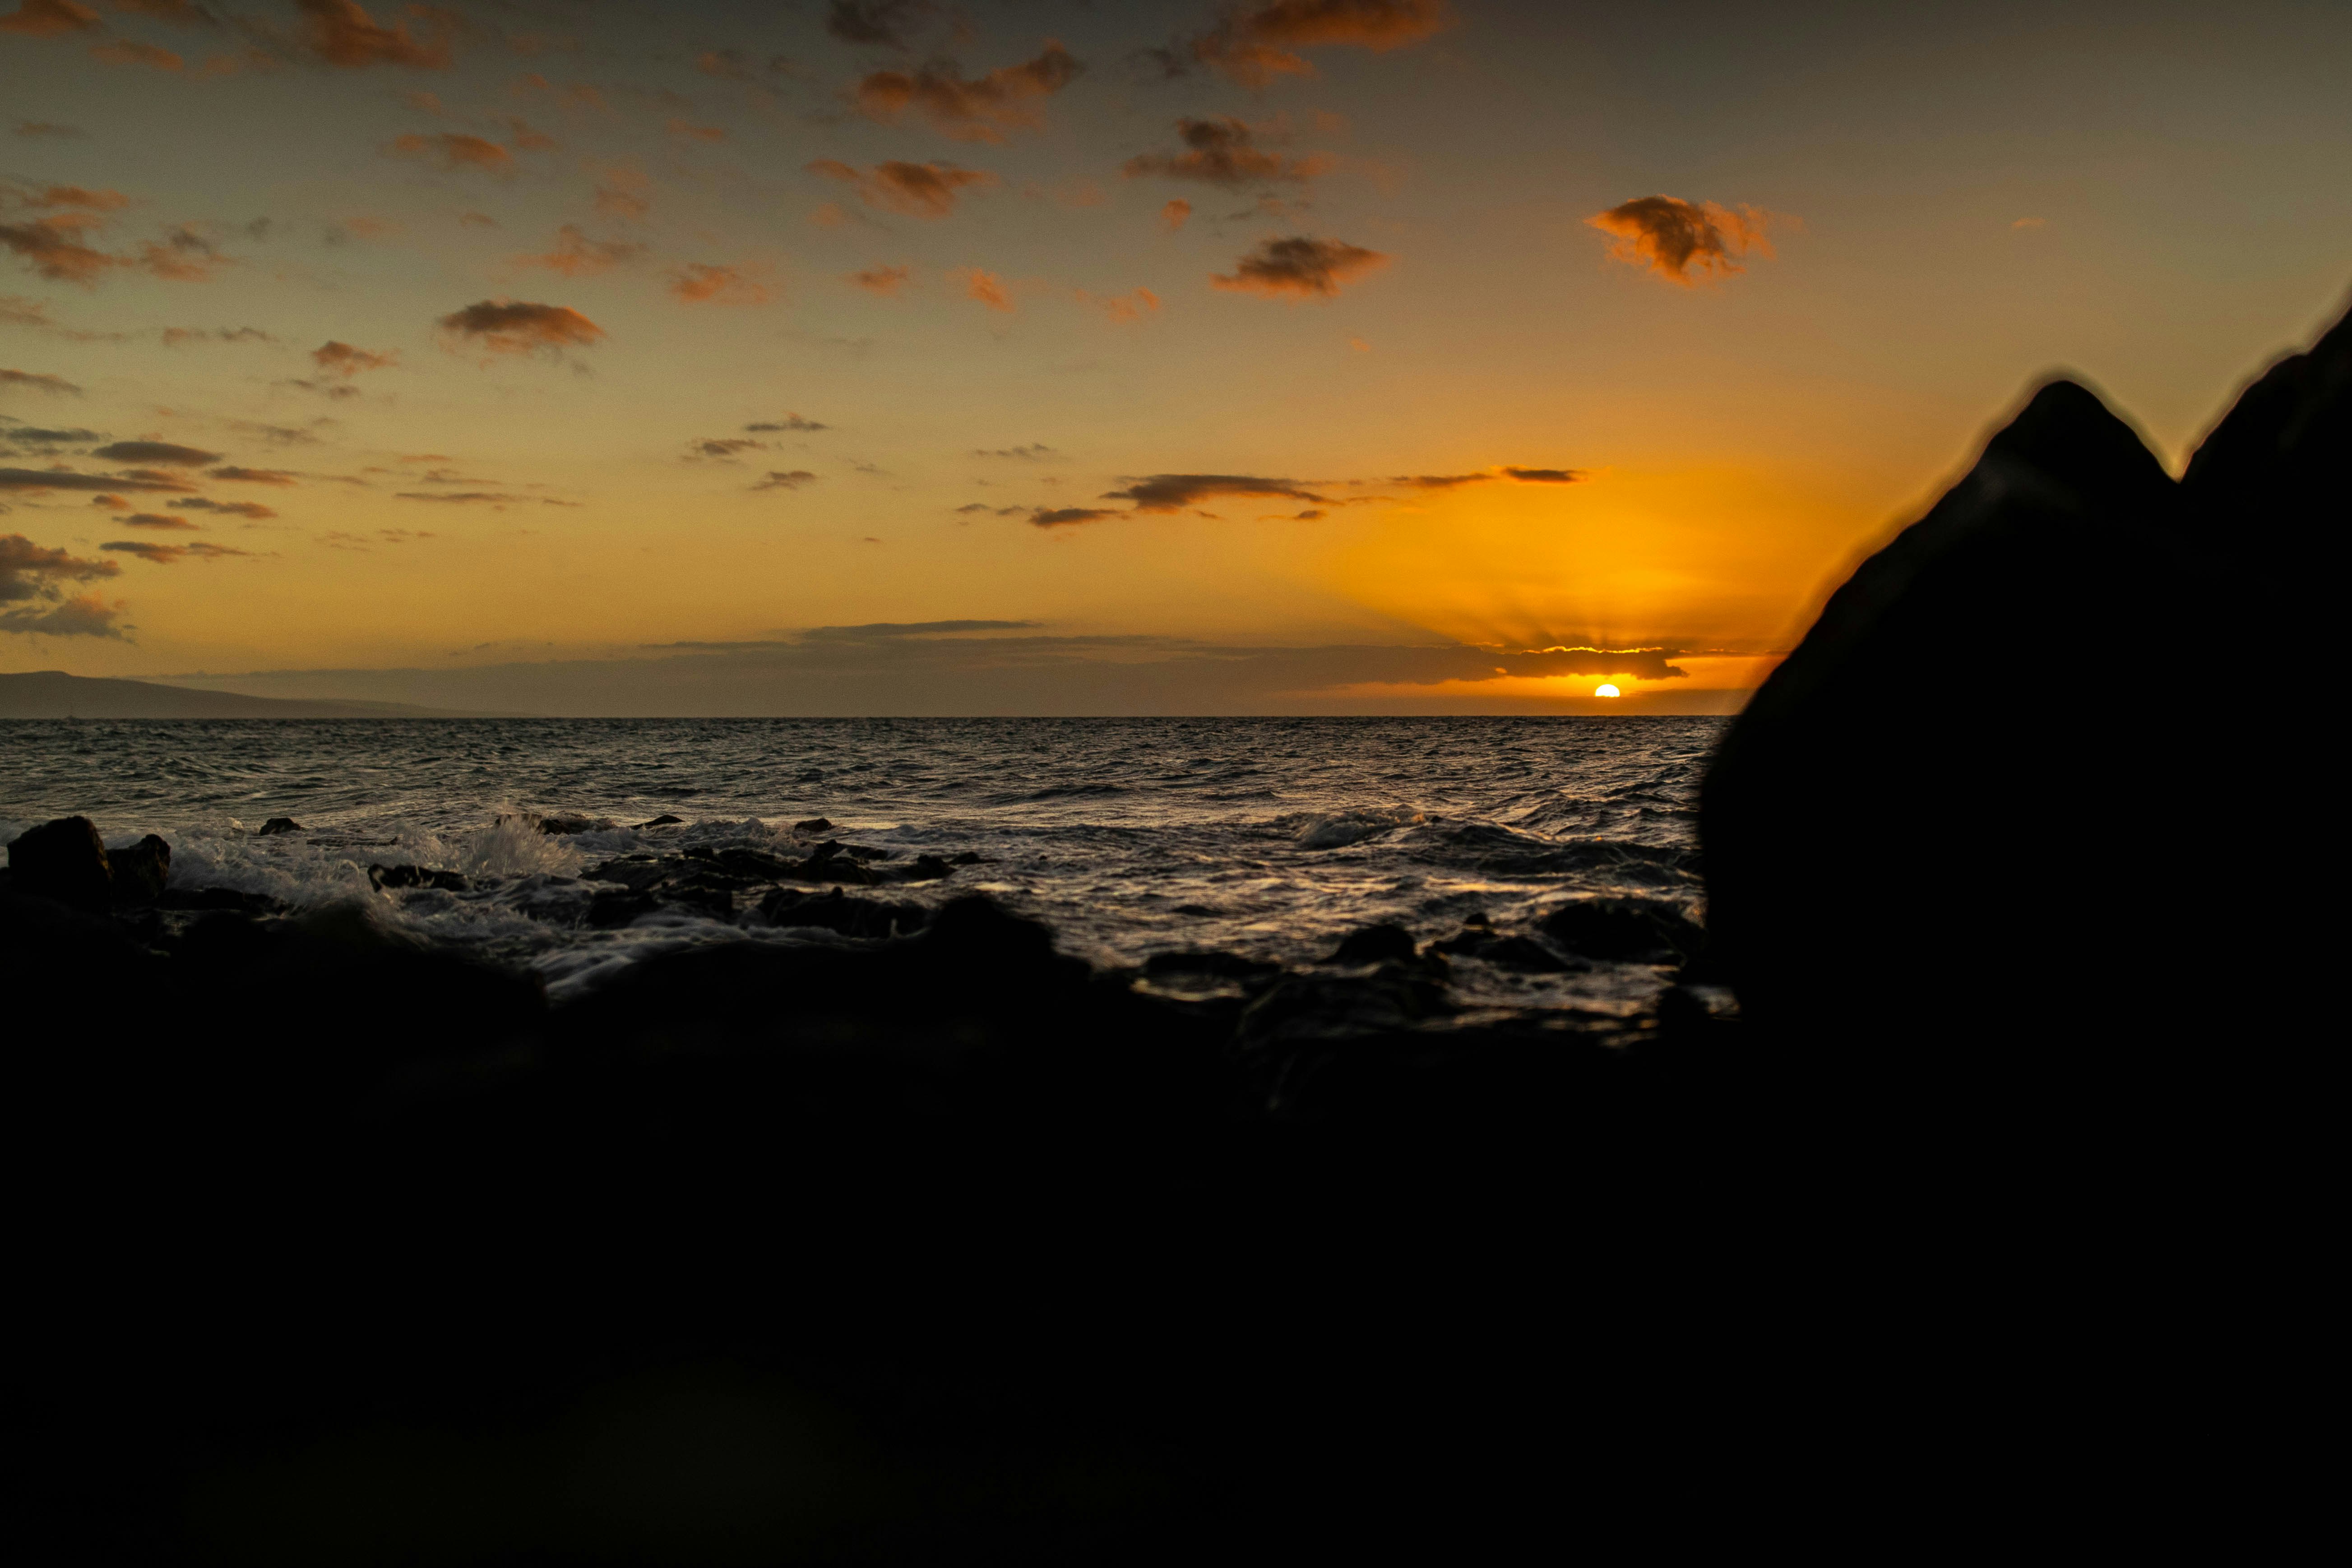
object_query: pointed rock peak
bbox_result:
[2184,290,2352,494]
[1982,377,2172,503]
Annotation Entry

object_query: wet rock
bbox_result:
[688,845,797,881]
[1237,964,1453,1051]
[759,886,930,939]
[780,842,882,886]
[1700,373,2208,1043]
[902,855,954,882]
[258,817,305,836]
[660,886,737,920]
[793,817,833,834]
[585,888,660,928]
[947,852,987,866]
[1324,924,1417,966]
[535,813,615,836]
[1144,950,1282,988]
[636,814,685,829]
[582,856,673,893]
[1537,899,1701,964]
[107,834,172,907]
[5,816,113,912]
[369,864,469,893]
[1427,929,1573,972]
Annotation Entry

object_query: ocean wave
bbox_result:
[1287,806,1426,849]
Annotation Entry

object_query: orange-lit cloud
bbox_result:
[1153,0,1453,86]
[954,266,1012,312]
[86,493,129,508]
[121,512,197,529]
[849,263,909,295]
[751,469,818,491]
[295,0,452,70]
[746,413,828,433]
[514,224,645,277]
[1501,466,1583,482]
[1,466,192,492]
[89,38,181,69]
[436,298,605,356]
[687,437,765,460]
[1587,195,1775,285]
[0,367,83,393]
[0,0,99,37]
[389,133,514,174]
[1076,286,1158,323]
[0,213,114,285]
[1123,118,1328,188]
[669,263,770,305]
[205,465,298,486]
[112,0,216,20]
[458,211,498,227]
[102,537,250,562]
[1,183,130,211]
[1212,235,1388,299]
[1160,199,1191,233]
[667,118,727,143]
[309,339,397,378]
[806,158,998,218]
[1,532,119,614]
[853,42,1082,143]
[1030,506,1115,527]
[130,223,228,281]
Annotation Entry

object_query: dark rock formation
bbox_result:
[1537,898,1701,964]
[1324,923,1417,965]
[636,814,685,828]
[758,885,929,938]
[5,816,114,911]
[257,817,304,836]
[535,813,615,836]
[1703,300,2348,1047]
[106,834,171,906]
[368,864,469,893]
[793,817,833,834]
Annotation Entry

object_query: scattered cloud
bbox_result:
[826,0,924,49]
[974,443,1055,460]
[89,38,183,69]
[806,158,998,219]
[0,213,115,285]
[436,298,605,357]
[1102,474,1326,512]
[2012,217,2046,230]
[849,262,909,294]
[0,466,192,492]
[667,118,727,143]
[1587,195,1775,285]
[311,339,397,377]
[1076,286,1158,324]
[1029,506,1114,527]
[691,48,793,83]
[294,0,453,70]
[1,182,130,211]
[90,439,220,466]
[0,0,102,38]
[389,132,514,174]
[668,262,770,305]
[514,223,645,277]
[0,367,82,394]
[1501,466,1583,483]
[853,42,1082,143]
[0,590,125,637]
[458,211,499,228]
[745,413,827,432]
[1212,235,1388,298]
[1,530,118,610]
[392,490,531,504]
[953,266,1012,312]
[2,423,99,444]
[593,163,652,222]
[205,465,298,485]
[751,469,818,491]
[1123,118,1328,188]
[111,0,219,23]
[1148,0,1453,87]
[687,437,765,461]
[86,493,129,509]
[160,325,274,347]
[1160,198,1192,233]
[129,222,229,281]
[122,512,198,529]
[500,117,556,151]
[102,537,250,562]
[178,497,276,518]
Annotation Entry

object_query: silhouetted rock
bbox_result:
[903,854,954,881]
[585,888,659,927]
[535,813,614,836]
[1537,898,1700,963]
[793,817,833,834]
[636,814,685,828]
[1428,928,1574,971]
[758,886,929,939]
[1701,373,2216,1044]
[6,816,113,912]
[107,834,171,906]
[582,856,671,892]
[1144,949,1283,987]
[369,863,469,893]
[257,817,304,836]
[1324,924,1417,965]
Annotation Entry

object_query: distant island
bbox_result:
[0,671,518,720]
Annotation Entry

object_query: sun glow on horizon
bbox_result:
[1594,684,1621,697]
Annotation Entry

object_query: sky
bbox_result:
[3,0,2348,715]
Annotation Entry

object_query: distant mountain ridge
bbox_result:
[0,671,515,720]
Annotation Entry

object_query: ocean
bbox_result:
[1,715,1718,1010]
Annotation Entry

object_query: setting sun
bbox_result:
[1595,685,1621,698]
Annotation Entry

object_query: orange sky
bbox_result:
[4,0,2349,713]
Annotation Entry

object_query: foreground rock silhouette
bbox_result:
[1703,296,2347,1050]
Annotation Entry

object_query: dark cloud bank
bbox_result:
[169,623,1747,716]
